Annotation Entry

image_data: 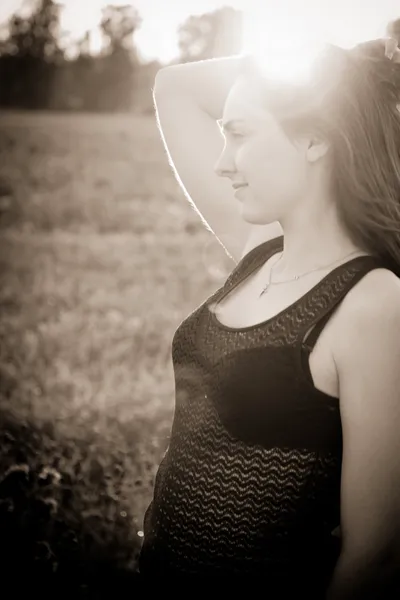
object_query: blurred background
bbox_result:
[0,0,398,595]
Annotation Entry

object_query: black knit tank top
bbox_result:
[139,235,387,589]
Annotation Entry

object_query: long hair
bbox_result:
[245,20,400,277]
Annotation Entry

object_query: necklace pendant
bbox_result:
[259,283,270,297]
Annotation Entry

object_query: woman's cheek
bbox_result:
[237,142,253,169]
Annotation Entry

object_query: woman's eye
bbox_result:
[217,122,246,141]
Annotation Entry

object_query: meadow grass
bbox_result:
[0,110,235,590]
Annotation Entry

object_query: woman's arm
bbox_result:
[154,10,256,121]
[327,269,400,599]
[153,54,281,263]
[152,22,279,263]
[155,53,255,120]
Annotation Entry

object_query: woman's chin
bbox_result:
[240,204,274,226]
[236,188,268,223]
[240,210,264,225]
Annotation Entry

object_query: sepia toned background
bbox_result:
[0,0,398,593]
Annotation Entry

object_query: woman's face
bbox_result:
[214,76,311,225]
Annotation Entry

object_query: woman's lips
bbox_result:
[234,184,248,199]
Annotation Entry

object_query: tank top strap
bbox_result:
[298,254,388,354]
[223,235,284,292]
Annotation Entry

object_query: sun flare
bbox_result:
[242,10,326,86]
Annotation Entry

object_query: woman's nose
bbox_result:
[214,153,235,178]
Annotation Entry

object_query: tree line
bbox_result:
[0,0,242,113]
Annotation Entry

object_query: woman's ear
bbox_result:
[306,136,329,163]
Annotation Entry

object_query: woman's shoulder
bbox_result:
[334,264,399,321]
[331,265,400,360]
[347,265,400,310]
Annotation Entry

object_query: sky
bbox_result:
[0,0,399,63]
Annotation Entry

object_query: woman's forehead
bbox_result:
[224,77,270,122]
[223,78,271,122]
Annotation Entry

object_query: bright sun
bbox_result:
[242,10,325,85]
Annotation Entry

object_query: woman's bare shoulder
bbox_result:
[343,266,400,312]
[331,266,400,362]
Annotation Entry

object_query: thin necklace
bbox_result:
[259,249,369,298]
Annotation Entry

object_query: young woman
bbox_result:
[139,24,400,599]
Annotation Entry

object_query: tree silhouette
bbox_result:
[100,4,142,55]
[0,0,63,108]
[177,6,243,64]
[386,18,400,42]
[98,5,142,111]
[6,0,63,62]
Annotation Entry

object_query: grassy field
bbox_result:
[0,110,235,592]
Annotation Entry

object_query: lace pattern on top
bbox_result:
[139,236,388,581]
